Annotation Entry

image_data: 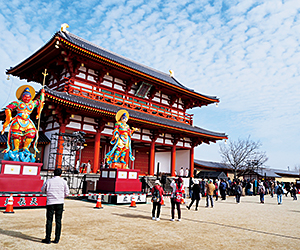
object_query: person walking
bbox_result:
[41,168,69,244]
[235,181,242,203]
[151,180,164,221]
[275,182,283,205]
[258,182,265,204]
[291,184,298,201]
[219,179,227,200]
[205,180,215,208]
[270,181,275,198]
[186,179,201,211]
[170,177,184,221]
[214,179,220,201]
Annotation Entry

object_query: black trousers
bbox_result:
[45,204,64,241]
[171,198,181,219]
[188,198,199,209]
[220,190,226,200]
[236,194,241,203]
[152,202,161,218]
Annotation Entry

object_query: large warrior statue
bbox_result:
[1,85,45,162]
[105,109,138,168]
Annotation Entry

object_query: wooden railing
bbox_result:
[64,81,193,125]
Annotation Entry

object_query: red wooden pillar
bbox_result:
[93,130,101,173]
[56,124,66,169]
[189,146,194,177]
[149,140,155,176]
[171,144,176,177]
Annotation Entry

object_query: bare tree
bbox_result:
[219,136,268,179]
[293,164,300,173]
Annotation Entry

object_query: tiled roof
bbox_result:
[45,87,227,139]
[256,169,281,178]
[196,171,228,180]
[58,31,218,101]
[194,159,231,169]
[0,132,50,144]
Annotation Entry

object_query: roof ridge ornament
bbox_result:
[61,23,69,33]
[169,70,174,77]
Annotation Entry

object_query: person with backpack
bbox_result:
[291,184,298,201]
[275,182,283,205]
[258,182,265,204]
[151,180,164,221]
[170,177,184,221]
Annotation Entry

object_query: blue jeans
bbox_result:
[260,193,264,203]
[206,195,214,207]
[277,194,282,204]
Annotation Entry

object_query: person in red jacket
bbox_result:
[151,180,164,221]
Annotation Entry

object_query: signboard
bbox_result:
[23,166,38,175]
[102,171,108,178]
[128,172,137,179]
[109,171,116,178]
[4,165,21,175]
[117,194,146,204]
[0,196,47,208]
[118,171,127,179]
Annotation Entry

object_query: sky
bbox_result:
[0,0,299,170]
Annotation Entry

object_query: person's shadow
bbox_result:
[0,228,41,243]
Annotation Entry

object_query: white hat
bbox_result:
[155,180,161,185]
[193,179,199,184]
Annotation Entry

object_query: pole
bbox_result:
[156,162,160,180]
[34,69,47,158]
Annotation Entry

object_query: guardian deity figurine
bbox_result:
[1,85,45,162]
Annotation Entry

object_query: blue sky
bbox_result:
[0,0,299,170]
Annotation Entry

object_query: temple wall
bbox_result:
[176,150,190,174]
[134,148,149,175]
[155,152,171,174]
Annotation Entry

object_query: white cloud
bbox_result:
[0,0,299,168]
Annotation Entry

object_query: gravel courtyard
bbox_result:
[0,195,299,250]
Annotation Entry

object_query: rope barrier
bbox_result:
[0,192,173,197]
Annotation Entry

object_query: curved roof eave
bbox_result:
[58,31,219,102]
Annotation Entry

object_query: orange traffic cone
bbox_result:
[4,194,14,214]
[130,193,137,208]
[94,194,103,209]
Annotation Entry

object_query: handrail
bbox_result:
[65,81,193,125]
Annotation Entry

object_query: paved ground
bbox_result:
[0,195,299,250]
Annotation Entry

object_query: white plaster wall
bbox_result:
[67,122,81,129]
[155,152,171,174]
[176,150,190,173]
[83,124,96,132]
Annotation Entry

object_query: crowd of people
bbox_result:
[150,177,299,222]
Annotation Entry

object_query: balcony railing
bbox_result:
[64,81,193,125]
